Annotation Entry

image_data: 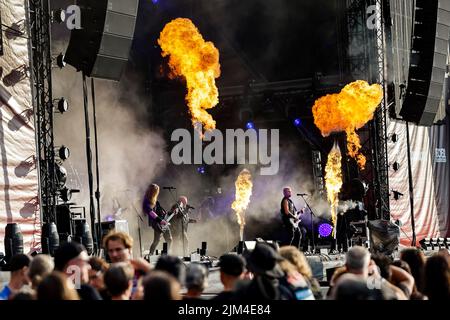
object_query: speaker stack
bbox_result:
[399,0,450,125]
[64,0,139,81]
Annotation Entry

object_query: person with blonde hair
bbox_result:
[279,246,322,299]
[143,183,173,255]
[28,254,54,290]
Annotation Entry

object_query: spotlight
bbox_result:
[391,133,398,143]
[246,121,255,130]
[59,187,80,202]
[392,190,404,200]
[293,118,302,127]
[56,53,66,68]
[152,0,159,3]
[52,8,66,24]
[55,98,69,114]
[58,146,70,161]
[419,238,432,250]
[318,223,333,238]
[392,162,400,171]
[55,163,67,188]
[197,166,206,174]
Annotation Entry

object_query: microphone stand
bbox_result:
[131,202,144,258]
[299,194,316,254]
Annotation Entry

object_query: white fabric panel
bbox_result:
[388,119,441,246]
[0,0,40,254]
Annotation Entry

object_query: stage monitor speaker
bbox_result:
[399,0,450,126]
[64,0,139,81]
[367,220,400,256]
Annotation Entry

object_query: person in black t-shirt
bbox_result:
[280,187,302,249]
[211,254,245,301]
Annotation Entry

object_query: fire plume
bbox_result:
[312,80,383,169]
[158,18,221,132]
[325,142,343,235]
[231,169,253,241]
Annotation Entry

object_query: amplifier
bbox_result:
[98,220,129,246]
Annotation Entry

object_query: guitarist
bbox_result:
[280,187,302,249]
[143,183,173,255]
[170,196,190,257]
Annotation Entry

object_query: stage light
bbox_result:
[56,53,66,68]
[55,98,69,114]
[4,223,24,263]
[52,8,66,24]
[246,121,255,130]
[59,187,80,202]
[318,223,333,237]
[392,162,400,171]
[58,146,70,161]
[152,0,159,3]
[391,133,398,143]
[392,190,403,200]
[197,166,206,174]
[293,118,302,127]
[55,163,67,188]
[41,222,59,256]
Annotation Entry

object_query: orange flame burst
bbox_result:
[325,142,343,236]
[158,18,221,132]
[231,169,253,241]
[312,80,383,169]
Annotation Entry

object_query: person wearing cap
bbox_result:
[0,254,31,300]
[234,242,295,300]
[211,253,245,301]
[183,263,208,300]
[54,242,102,300]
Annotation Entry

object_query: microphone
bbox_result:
[163,187,176,190]
[186,205,195,210]
[297,193,308,196]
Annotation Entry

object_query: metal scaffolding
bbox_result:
[344,0,390,220]
[28,0,57,224]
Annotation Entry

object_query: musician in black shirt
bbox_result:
[280,187,302,249]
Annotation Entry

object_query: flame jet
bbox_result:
[158,18,221,132]
[231,169,253,241]
[312,80,383,170]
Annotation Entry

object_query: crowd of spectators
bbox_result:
[1,230,449,301]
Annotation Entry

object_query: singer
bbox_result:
[169,196,191,257]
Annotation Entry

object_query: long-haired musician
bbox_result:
[143,183,172,255]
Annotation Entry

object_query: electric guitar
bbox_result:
[154,210,177,232]
[289,210,303,229]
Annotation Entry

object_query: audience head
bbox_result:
[245,243,284,279]
[218,254,245,290]
[400,248,426,292]
[371,253,392,280]
[424,254,450,300]
[279,246,313,279]
[333,273,384,300]
[143,271,181,301]
[345,246,370,277]
[185,263,208,297]
[37,271,79,300]
[103,262,134,300]
[154,255,185,284]
[28,254,54,289]
[103,231,133,263]
[8,253,32,287]
[54,242,90,284]
[88,257,109,290]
